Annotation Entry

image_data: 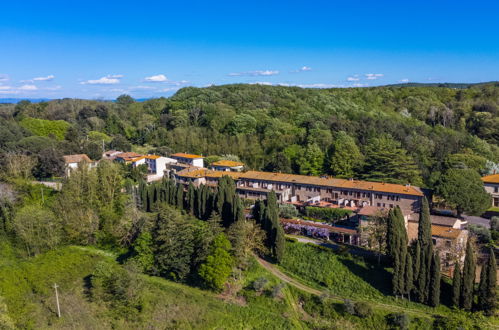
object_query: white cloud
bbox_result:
[18,84,38,91]
[130,85,157,90]
[158,87,179,92]
[347,76,360,81]
[352,83,368,87]
[228,70,279,77]
[0,74,9,82]
[33,75,55,81]
[300,66,312,71]
[144,74,168,82]
[81,75,122,85]
[108,74,124,78]
[0,86,11,90]
[365,73,384,80]
[44,85,62,91]
[399,78,409,83]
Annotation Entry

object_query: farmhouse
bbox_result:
[235,171,424,215]
[63,154,94,177]
[170,153,204,168]
[481,173,499,208]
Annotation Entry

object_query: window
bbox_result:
[495,187,499,193]
[432,239,437,245]
[445,240,452,247]
[389,204,394,208]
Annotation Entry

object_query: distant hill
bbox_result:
[0,98,52,104]
[384,81,499,89]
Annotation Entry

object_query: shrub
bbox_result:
[90,261,143,317]
[490,216,499,231]
[305,206,352,222]
[343,299,355,315]
[353,301,372,318]
[279,203,298,219]
[386,312,410,330]
[271,283,285,299]
[468,224,491,243]
[252,277,268,292]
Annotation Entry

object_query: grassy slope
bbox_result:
[279,241,498,328]
[0,242,302,329]
[1,240,496,329]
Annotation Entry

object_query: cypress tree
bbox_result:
[429,253,441,307]
[461,239,476,311]
[175,184,184,210]
[451,262,461,308]
[416,197,433,304]
[274,218,286,263]
[252,200,266,225]
[404,252,413,301]
[412,240,420,287]
[187,182,195,214]
[477,249,496,315]
[388,207,407,298]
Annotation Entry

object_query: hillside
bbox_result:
[1,83,498,189]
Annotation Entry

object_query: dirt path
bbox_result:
[256,257,322,296]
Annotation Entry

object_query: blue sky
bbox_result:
[1,0,498,99]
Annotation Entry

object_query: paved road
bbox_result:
[462,215,490,228]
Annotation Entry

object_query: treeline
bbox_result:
[386,198,496,314]
[1,84,498,189]
[130,175,286,286]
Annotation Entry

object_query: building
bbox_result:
[482,173,499,208]
[63,154,93,177]
[175,168,242,187]
[114,152,145,166]
[210,160,244,172]
[407,215,468,271]
[144,155,177,176]
[235,171,424,215]
[170,153,204,168]
[102,150,122,161]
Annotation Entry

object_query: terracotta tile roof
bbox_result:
[63,154,92,163]
[171,153,204,159]
[211,160,244,167]
[280,218,358,235]
[240,171,344,187]
[482,174,499,184]
[431,224,463,239]
[407,222,463,241]
[177,169,243,180]
[116,152,143,161]
[177,168,207,179]
[145,155,161,160]
[205,171,243,179]
[239,171,424,196]
[130,156,146,162]
[357,206,388,217]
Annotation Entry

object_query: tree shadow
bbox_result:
[339,258,393,296]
